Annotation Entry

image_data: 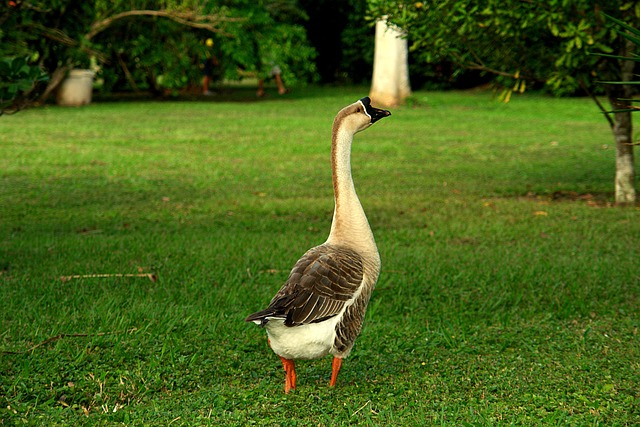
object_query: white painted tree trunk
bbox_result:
[613,111,636,205]
[370,18,411,107]
[608,38,636,205]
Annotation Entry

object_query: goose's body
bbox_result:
[246,97,390,392]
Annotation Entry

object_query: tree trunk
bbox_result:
[611,109,635,205]
[607,39,636,206]
[369,18,411,108]
[39,65,74,103]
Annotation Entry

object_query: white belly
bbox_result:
[265,316,340,360]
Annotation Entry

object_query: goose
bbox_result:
[246,97,391,393]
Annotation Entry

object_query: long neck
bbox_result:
[326,125,377,252]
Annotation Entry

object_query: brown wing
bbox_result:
[246,245,364,327]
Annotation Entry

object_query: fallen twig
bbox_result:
[1,328,138,355]
[352,400,376,416]
[60,273,157,282]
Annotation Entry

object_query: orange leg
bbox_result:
[330,357,343,387]
[279,356,297,393]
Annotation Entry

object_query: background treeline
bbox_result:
[2,0,640,102]
[0,0,529,104]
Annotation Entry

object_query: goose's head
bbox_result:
[335,97,391,134]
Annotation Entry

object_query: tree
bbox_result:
[369,18,411,107]
[368,0,639,205]
[0,57,48,115]
[1,0,317,111]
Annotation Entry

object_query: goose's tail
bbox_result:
[245,308,282,327]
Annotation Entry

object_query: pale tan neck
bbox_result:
[326,126,377,252]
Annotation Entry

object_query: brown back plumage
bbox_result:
[245,244,364,327]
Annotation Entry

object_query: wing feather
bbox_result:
[245,245,364,327]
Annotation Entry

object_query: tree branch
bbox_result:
[579,79,614,128]
[116,53,140,92]
[27,22,108,63]
[38,64,73,102]
[86,9,245,40]
[453,49,545,83]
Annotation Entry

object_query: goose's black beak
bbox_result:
[359,96,391,124]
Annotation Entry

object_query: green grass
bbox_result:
[1,86,639,426]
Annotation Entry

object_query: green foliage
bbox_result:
[90,0,317,92]
[594,14,640,113]
[9,0,98,68]
[339,0,375,83]
[368,0,640,96]
[217,2,317,86]
[1,88,639,424]
[0,57,48,114]
[0,0,94,110]
[1,0,317,103]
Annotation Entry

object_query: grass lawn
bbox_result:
[1,86,639,426]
